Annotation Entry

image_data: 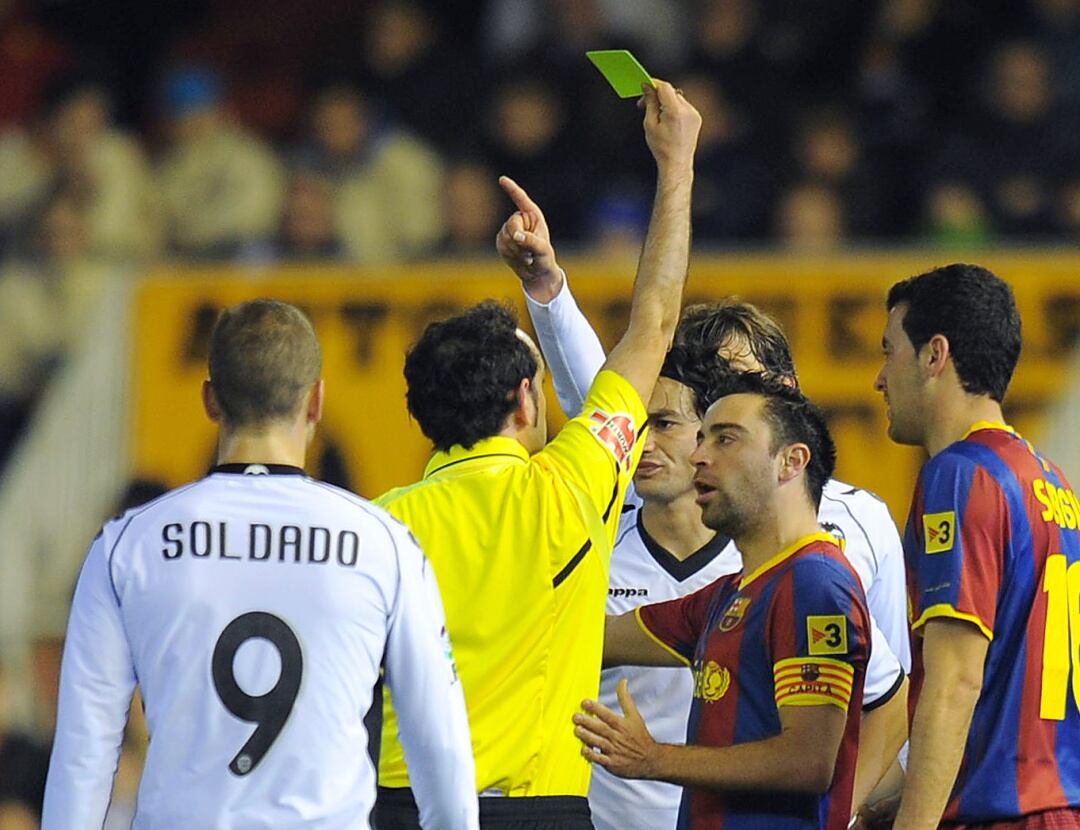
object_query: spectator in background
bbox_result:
[1058,179,1080,239]
[0,0,72,131]
[677,73,774,242]
[0,656,50,824]
[921,182,994,247]
[356,0,477,151]
[157,66,285,259]
[929,40,1076,238]
[789,106,896,238]
[1021,0,1080,107]
[293,83,444,265]
[0,189,111,462]
[436,159,502,256]
[0,75,160,261]
[482,74,587,243]
[270,172,343,261]
[775,181,847,250]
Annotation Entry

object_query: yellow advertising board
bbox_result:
[133,252,1080,524]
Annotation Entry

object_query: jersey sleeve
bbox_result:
[767,557,871,713]
[635,579,728,666]
[523,273,607,419]
[42,532,136,830]
[907,452,1005,641]
[863,620,905,709]
[383,526,480,830]
[535,369,647,529]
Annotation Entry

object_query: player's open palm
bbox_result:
[574,679,660,780]
[495,175,563,303]
[640,80,701,174]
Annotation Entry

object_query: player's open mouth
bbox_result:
[694,481,717,504]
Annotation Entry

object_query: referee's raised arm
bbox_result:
[601,80,700,404]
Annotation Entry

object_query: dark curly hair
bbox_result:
[658,343,736,418]
[887,264,1021,403]
[404,300,539,452]
[700,371,836,508]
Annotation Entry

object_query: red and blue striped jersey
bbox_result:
[637,532,870,830]
[905,423,1080,822]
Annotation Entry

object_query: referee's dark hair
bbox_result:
[701,371,836,509]
[405,300,538,452]
[208,299,322,426]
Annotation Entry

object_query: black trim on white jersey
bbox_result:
[210,463,306,476]
[635,510,732,582]
[863,668,906,712]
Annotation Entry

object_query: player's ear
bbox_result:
[202,380,223,423]
[778,442,811,485]
[923,333,951,377]
[306,379,325,425]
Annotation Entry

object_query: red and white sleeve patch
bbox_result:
[587,409,638,467]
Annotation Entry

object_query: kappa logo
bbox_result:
[587,410,637,467]
[923,511,956,554]
[718,596,751,632]
[609,587,649,598]
[807,615,848,656]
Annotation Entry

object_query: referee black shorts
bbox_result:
[374,786,594,830]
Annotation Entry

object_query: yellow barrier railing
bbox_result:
[133,252,1080,525]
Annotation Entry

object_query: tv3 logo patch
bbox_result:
[923,511,956,554]
[807,615,847,656]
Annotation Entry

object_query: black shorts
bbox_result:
[373,786,594,830]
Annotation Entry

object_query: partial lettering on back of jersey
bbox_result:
[905,425,1080,821]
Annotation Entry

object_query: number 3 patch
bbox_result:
[807,615,848,656]
[923,511,956,554]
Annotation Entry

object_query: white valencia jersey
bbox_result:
[43,465,479,830]
[591,506,742,830]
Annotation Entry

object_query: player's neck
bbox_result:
[925,393,1007,457]
[640,493,716,561]
[734,502,821,579]
[216,426,307,469]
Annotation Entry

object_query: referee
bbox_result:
[43,300,478,830]
[373,80,701,830]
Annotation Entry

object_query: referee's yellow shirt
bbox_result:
[376,369,647,798]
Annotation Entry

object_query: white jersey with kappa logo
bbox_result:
[42,465,479,830]
[591,505,742,830]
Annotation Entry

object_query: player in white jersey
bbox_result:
[42,300,479,830]
[495,178,909,829]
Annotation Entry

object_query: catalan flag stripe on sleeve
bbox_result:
[773,656,855,710]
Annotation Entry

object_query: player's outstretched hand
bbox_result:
[495,175,563,304]
[574,679,659,780]
[639,79,701,176]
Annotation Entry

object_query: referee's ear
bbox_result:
[202,380,223,423]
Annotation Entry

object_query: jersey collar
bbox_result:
[635,509,733,582]
[210,463,306,476]
[962,420,1015,440]
[423,436,529,479]
[738,530,839,590]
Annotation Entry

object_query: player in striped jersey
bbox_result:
[876,265,1080,829]
[496,179,909,828]
[42,300,478,830]
[578,373,871,830]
